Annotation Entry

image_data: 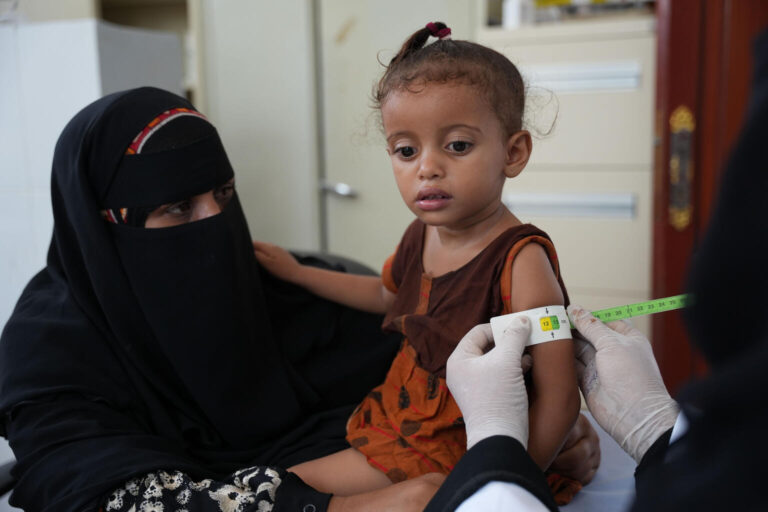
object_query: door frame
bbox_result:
[652,0,768,395]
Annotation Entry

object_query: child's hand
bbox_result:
[549,413,601,485]
[253,241,303,283]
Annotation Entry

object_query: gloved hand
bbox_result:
[568,305,679,463]
[446,318,530,450]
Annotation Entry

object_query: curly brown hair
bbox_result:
[375,22,526,135]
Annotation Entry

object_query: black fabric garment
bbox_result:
[0,87,398,511]
[633,427,672,490]
[424,435,557,512]
[110,114,222,226]
[628,29,768,512]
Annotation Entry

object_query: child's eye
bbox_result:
[394,146,416,158]
[447,141,473,153]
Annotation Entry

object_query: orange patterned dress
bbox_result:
[345,220,580,504]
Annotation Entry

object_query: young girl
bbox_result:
[254,22,582,504]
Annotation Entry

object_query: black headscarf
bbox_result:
[633,30,768,511]
[0,87,398,511]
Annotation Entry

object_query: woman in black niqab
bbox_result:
[0,87,398,511]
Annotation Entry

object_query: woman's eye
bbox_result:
[166,200,191,215]
[395,146,416,158]
[215,184,235,204]
[447,141,472,153]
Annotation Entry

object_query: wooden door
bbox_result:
[653,0,768,395]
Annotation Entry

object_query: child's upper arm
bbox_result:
[509,241,574,392]
[381,286,396,313]
[509,242,564,313]
[508,242,573,376]
[380,248,400,314]
[510,243,579,462]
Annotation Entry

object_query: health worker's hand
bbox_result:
[446,319,530,450]
[568,305,679,463]
[253,241,303,283]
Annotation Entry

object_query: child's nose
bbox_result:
[417,150,445,180]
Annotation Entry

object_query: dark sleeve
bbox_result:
[4,397,203,511]
[424,435,558,512]
[633,427,673,493]
[6,397,333,512]
[273,473,333,512]
[101,467,331,512]
[6,397,283,512]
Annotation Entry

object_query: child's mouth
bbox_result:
[416,188,452,210]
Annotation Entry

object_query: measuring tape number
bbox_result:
[581,294,691,327]
[489,294,691,347]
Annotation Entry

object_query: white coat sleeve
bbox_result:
[456,481,550,511]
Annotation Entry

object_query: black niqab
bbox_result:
[0,87,398,511]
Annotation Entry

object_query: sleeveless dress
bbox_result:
[345,220,581,504]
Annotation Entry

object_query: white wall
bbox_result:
[16,0,99,21]
[0,21,102,328]
[98,22,184,95]
[0,19,183,327]
[198,0,320,250]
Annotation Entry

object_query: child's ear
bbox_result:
[504,131,532,178]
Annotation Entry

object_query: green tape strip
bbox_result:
[569,294,691,328]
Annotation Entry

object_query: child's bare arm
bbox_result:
[510,243,581,470]
[526,339,580,469]
[253,241,394,314]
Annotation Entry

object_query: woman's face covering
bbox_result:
[31,87,308,447]
[145,178,235,228]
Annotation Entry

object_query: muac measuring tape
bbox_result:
[490,294,691,346]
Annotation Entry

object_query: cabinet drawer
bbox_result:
[479,31,655,167]
[503,168,652,296]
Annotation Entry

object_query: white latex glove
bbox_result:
[446,318,530,450]
[568,305,679,463]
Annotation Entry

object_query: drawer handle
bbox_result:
[521,61,642,93]
[503,192,636,218]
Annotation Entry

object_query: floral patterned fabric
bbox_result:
[102,466,283,512]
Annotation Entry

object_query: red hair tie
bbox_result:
[426,22,451,39]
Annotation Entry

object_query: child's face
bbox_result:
[381,82,529,231]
